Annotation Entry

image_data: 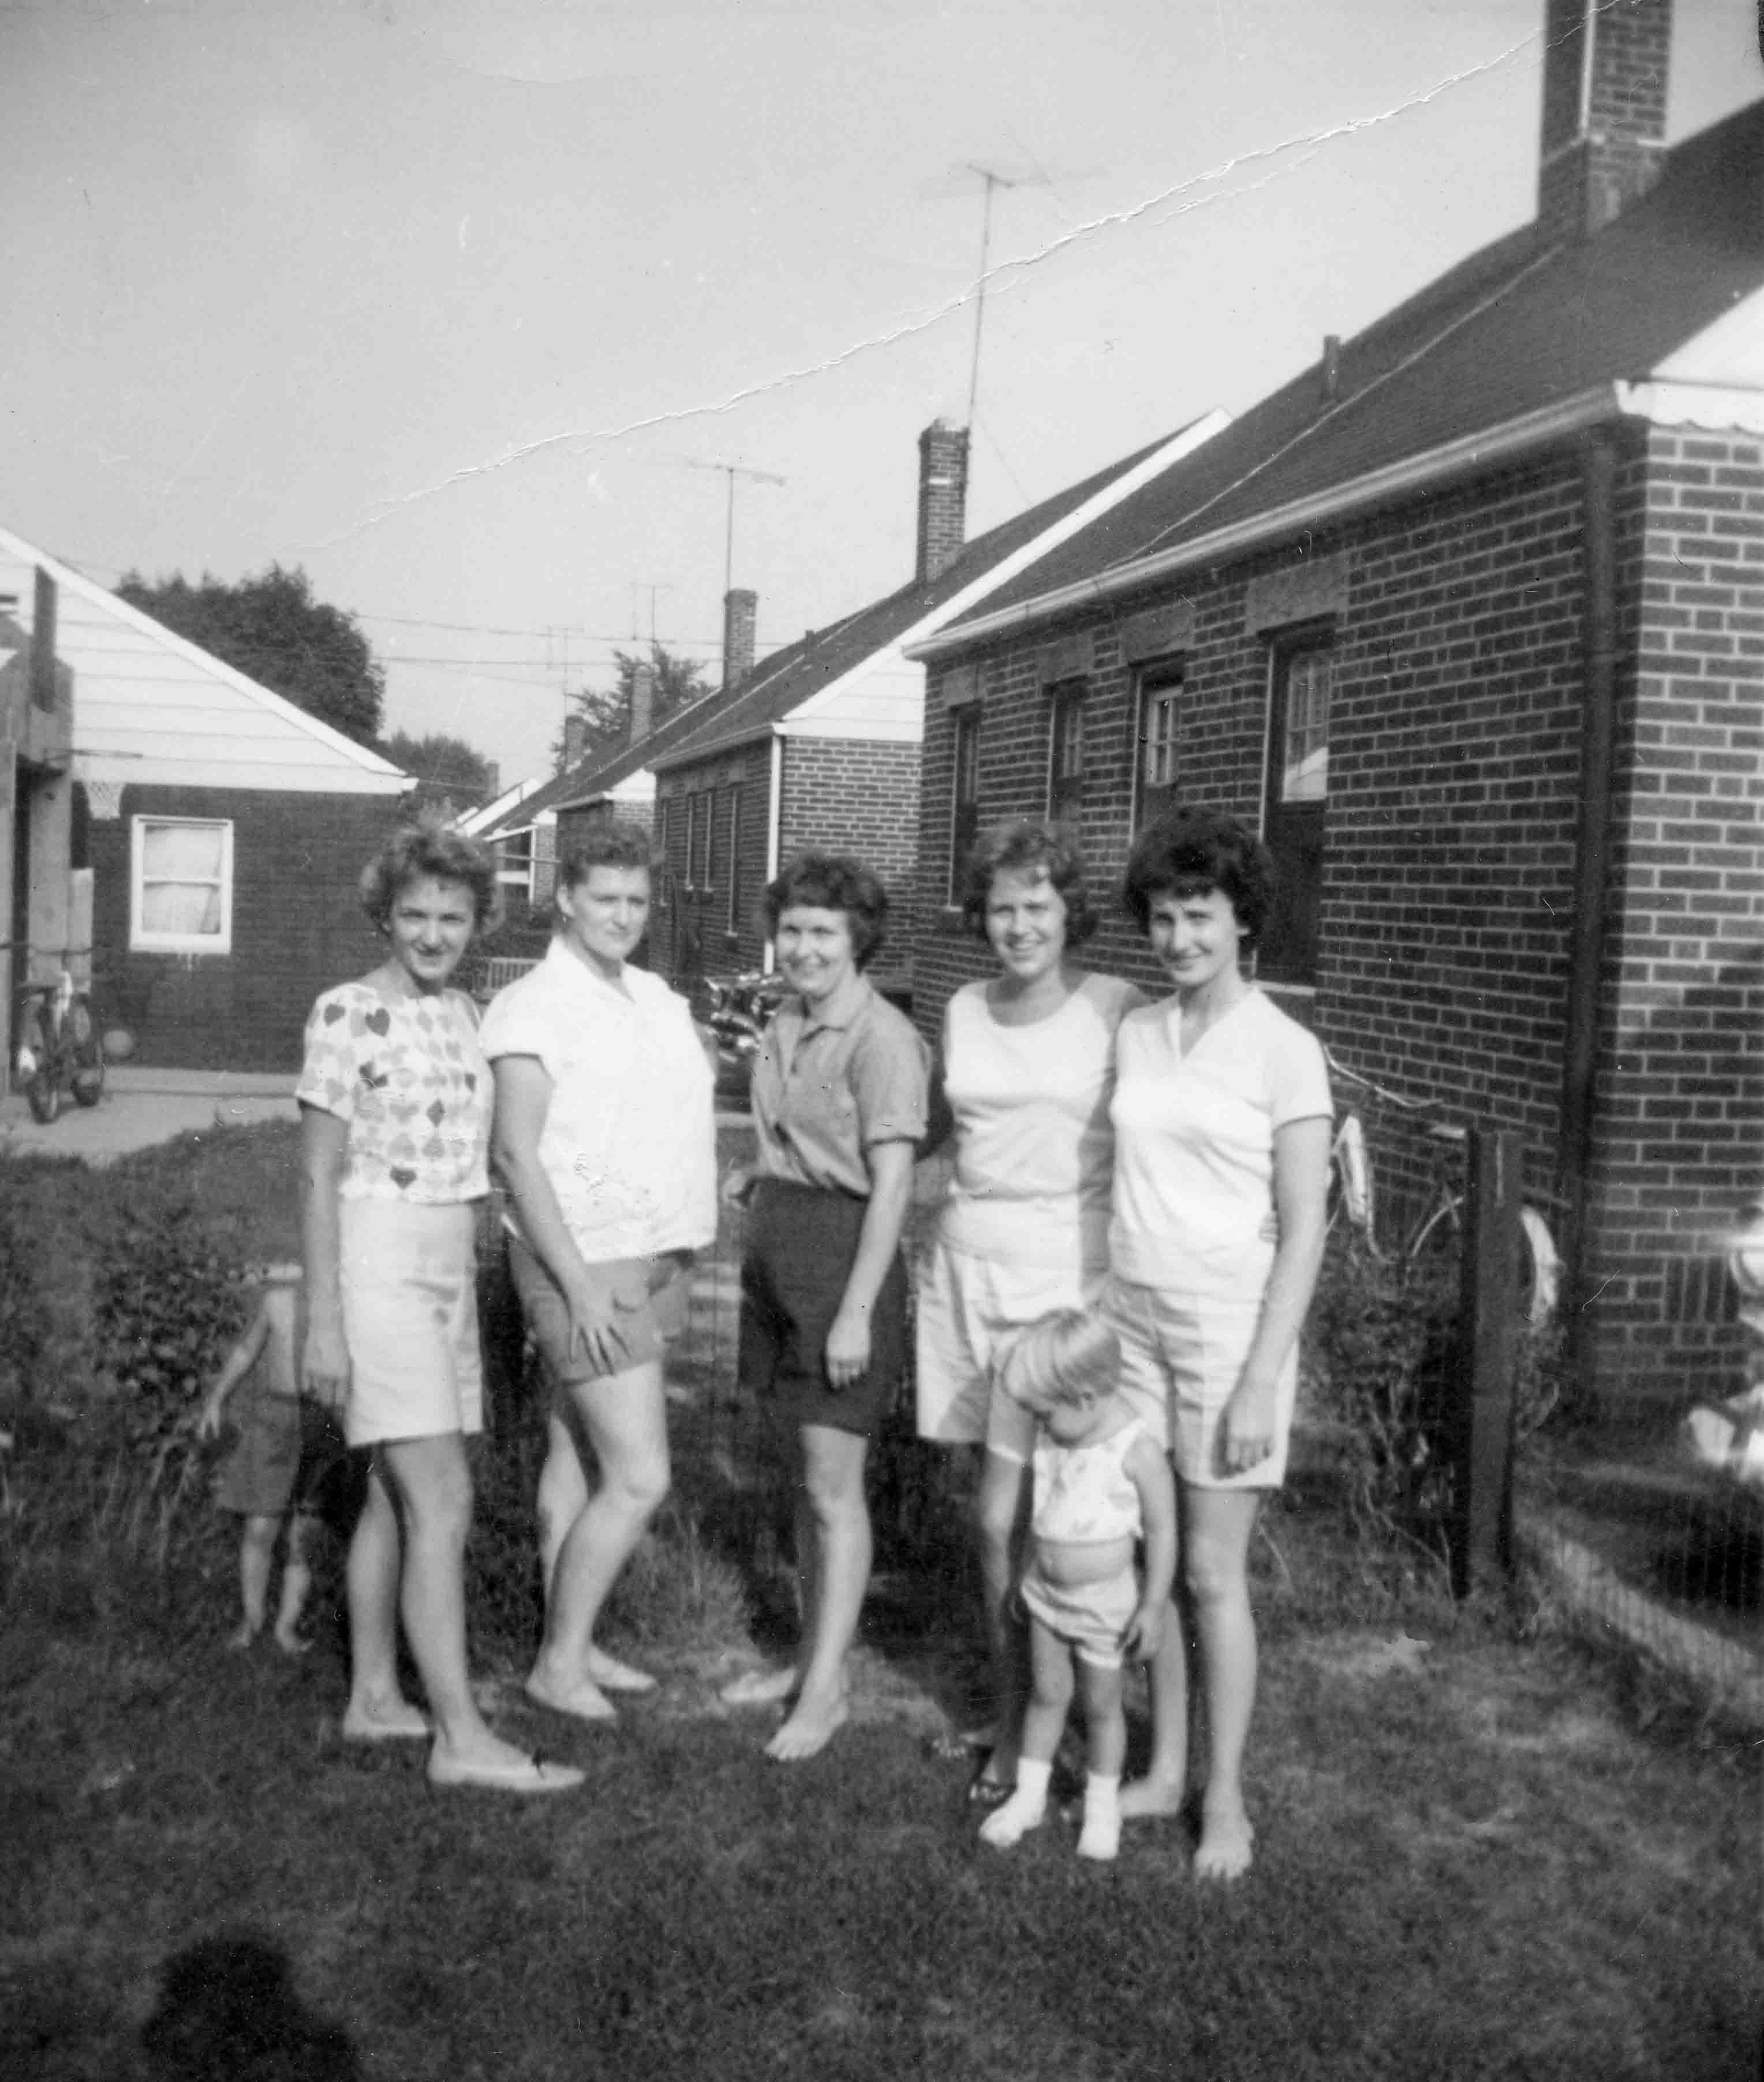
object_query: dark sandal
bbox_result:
[965,1760,1015,1809]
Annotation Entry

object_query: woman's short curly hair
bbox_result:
[764,852,890,971]
[958,818,1099,947]
[1120,807,1275,947]
[556,818,655,903]
[359,817,502,936]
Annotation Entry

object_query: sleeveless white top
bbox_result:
[939,970,1145,1272]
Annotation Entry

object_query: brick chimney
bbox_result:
[563,712,588,769]
[1535,0,1669,245]
[915,418,970,584]
[629,659,656,745]
[722,589,757,690]
[31,568,57,713]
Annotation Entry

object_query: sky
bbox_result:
[1,0,1759,790]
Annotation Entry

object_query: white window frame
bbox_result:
[130,814,235,955]
[1134,667,1183,830]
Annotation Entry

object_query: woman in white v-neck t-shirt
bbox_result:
[915,821,1144,1801]
[1107,808,1331,1879]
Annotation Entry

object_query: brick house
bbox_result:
[0,530,410,1072]
[645,412,1227,1001]
[906,0,1764,1419]
[1,569,79,1085]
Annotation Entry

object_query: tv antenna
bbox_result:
[965,164,1024,427]
[672,457,788,597]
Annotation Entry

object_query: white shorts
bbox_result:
[914,1239,1109,1466]
[1020,1561,1141,1670]
[339,1198,484,1447]
[1108,1277,1294,1490]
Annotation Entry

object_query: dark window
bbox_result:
[698,790,716,891]
[725,786,742,930]
[1134,664,1183,829]
[948,707,982,903]
[656,801,672,907]
[1047,683,1085,823]
[683,794,698,891]
[1259,632,1332,986]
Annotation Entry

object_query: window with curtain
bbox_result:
[1047,683,1085,823]
[1134,664,1183,829]
[726,786,742,932]
[130,817,234,954]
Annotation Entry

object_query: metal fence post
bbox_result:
[1449,1125,1523,1596]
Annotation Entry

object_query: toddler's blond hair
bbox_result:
[999,1309,1121,1421]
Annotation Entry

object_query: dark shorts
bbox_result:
[509,1235,677,1389]
[737,1178,907,1439]
[216,1386,361,1527]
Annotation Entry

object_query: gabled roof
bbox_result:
[649,413,1227,772]
[0,526,409,795]
[914,98,1764,655]
[473,684,732,839]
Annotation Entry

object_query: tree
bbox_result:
[552,643,711,773]
[385,730,496,812]
[117,563,385,745]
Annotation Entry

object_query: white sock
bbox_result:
[1078,1772,1122,1862]
[979,1756,1052,1849]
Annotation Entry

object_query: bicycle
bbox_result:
[13,964,106,1124]
[1325,1051,1562,1330]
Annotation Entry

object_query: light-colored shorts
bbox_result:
[509,1236,681,1391]
[914,1239,1113,1466]
[339,1198,484,1447]
[1020,1560,1141,1670]
[1107,1277,1295,1490]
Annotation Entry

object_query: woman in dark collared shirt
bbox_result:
[720,853,928,1762]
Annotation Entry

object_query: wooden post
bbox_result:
[1448,1126,1523,1597]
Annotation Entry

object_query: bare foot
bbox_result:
[719,1664,799,1709]
[1193,1801,1255,1881]
[272,1627,312,1658]
[764,1689,849,1762]
[584,1646,658,1696]
[225,1621,259,1653]
[524,1669,617,1726]
[1117,1776,1187,1823]
[343,1697,432,1743]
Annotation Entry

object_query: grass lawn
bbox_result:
[1,1124,1759,2080]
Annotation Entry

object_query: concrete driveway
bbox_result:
[0,1066,299,1165]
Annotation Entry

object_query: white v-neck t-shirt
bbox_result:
[1109,986,1331,1296]
[939,970,1146,1272]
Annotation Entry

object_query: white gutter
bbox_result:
[905,386,1630,660]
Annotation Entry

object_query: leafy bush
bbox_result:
[89,1183,251,1530]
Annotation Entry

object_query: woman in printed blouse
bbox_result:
[298,821,582,1796]
[720,853,929,1762]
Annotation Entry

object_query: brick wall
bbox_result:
[88,786,394,1071]
[1589,425,1764,1415]
[653,740,773,989]
[779,735,921,995]
[914,429,1764,1413]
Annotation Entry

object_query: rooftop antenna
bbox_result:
[672,457,788,597]
[965,163,1022,427]
[630,582,672,645]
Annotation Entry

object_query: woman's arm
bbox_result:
[823,1138,916,1389]
[490,1055,638,1375]
[1219,1113,1333,1475]
[300,1105,353,1405]
[1123,1434,1178,1658]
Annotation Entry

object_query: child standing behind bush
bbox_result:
[199,1264,356,1654]
[979,1311,1176,1863]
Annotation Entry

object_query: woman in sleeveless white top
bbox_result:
[915,821,1143,1800]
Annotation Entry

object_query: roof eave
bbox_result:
[906,386,1636,661]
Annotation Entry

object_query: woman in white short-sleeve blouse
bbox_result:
[298,822,581,1798]
[1107,808,1331,1877]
